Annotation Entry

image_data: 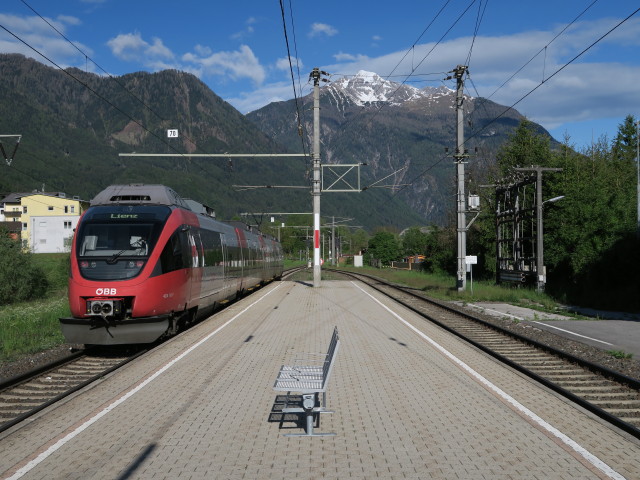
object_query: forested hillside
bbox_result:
[0,54,424,229]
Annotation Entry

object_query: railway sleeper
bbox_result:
[581,392,640,401]
[604,408,640,418]
[0,396,45,406]
[0,389,59,398]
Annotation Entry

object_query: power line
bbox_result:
[466,5,640,145]
[463,0,489,68]
[397,5,640,194]
[0,23,196,161]
[19,0,167,124]
[479,0,600,106]
[279,0,310,171]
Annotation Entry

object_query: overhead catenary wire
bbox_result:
[0,24,187,158]
[18,0,166,125]
[461,0,599,154]
[0,22,225,191]
[465,5,640,145]
[278,0,310,170]
[397,5,640,194]
[334,0,472,135]
[17,0,211,160]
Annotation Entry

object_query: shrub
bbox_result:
[0,232,49,305]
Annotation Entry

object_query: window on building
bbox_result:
[22,223,27,230]
[23,206,28,213]
[71,206,75,213]
[64,206,69,213]
[48,206,54,211]
[64,221,72,229]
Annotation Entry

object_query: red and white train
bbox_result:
[60,184,283,345]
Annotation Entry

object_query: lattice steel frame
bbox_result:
[495,176,537,284]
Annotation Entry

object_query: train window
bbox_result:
[201,230,223,267]
[159,227,190,273]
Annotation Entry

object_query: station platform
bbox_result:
[1,280,640,479]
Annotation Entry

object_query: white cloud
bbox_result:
[183,44,265,85]
[231,16,258,41]
[57,15,81,27]
[333,52,369,62]
[0,13,93,69]
[309,23,338,38]
[107,32,173,62]
[313,17,640,136]
[106,30,266,85]
[276,56,303,71]
[226,80,300,114]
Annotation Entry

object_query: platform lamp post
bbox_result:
[536,195,565,293]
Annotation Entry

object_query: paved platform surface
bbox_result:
[2,280,640,479]
[462,302,640,357]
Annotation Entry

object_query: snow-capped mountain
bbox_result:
[247,70,550,226]
[326,70,456,109]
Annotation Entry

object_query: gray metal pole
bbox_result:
[331,216,336,266]
[536,169,544,293]
[454,65,468,292]
[516,166,562,292]
[312,68,322,287]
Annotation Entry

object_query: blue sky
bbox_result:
[1,0,639,151]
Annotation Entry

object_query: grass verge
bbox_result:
[334,265,563,312]
[0,253,70,363]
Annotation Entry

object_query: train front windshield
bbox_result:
[76,206,171,280]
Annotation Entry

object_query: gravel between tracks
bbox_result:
[0,344,81,382]
[454,304,640,381]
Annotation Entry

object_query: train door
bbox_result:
[234,228,247,293]
[219,233,230,299]
[186,230,203,308]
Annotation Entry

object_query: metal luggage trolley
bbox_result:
[273,327,340,436]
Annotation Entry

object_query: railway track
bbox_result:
[0,347,147,434]
[334,269,640,439]
[0,271,299,435]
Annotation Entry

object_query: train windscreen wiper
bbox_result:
[106,238,146,264]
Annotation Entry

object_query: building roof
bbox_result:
[0,191,79,204]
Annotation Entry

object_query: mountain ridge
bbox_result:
[0,54,425,229]
[247,69,554,224]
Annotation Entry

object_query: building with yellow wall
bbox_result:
[0,192,87,253]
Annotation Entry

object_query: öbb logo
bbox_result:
[96,288,117,296]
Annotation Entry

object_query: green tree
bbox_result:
[367,231,401,266]
[611,114,638,162]
[0,230,49,305]
[543,132,638,307]
[495,119,551,175]
[422,225,456,274]
[401,227,428,257]
[467,119,554,281]
[350,229,369,255]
